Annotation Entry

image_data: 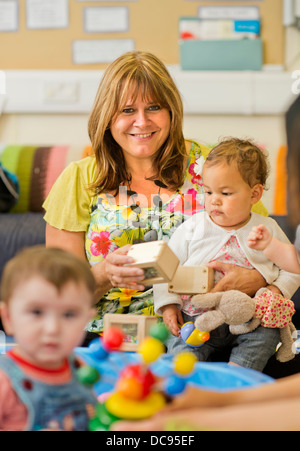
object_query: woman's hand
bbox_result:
[207,261,266,297]
[161,304,184,337]
[103,244,146,291]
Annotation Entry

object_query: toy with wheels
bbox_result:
[180,322,210,348]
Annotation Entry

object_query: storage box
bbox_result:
[180,38,263,71]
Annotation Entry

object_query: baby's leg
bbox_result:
[229,326,280,372]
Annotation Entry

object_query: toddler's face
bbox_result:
[1,277,95,369]
[202,162,262,230]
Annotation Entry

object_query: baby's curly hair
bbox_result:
[205,137,269,189]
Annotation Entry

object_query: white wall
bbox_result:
[184,114,286,213]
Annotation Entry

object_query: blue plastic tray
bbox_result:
[75,348,273,395]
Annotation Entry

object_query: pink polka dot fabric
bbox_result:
[254,291,295,329]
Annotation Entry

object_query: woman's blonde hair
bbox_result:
[88,51,186,193]
[205,137,270,188]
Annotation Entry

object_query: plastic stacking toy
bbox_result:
[174,352,197,375]
[180,321,210,348]
[138,336,165,364]
[102,327,124,351]
[76,320,274,431]
[105,325,168,421]
[77,323,172,430]
[162,351,198,396]
[77,322,199,429]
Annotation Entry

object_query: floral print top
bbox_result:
[85,140,210,332]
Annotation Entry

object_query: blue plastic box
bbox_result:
[180,38,263,71]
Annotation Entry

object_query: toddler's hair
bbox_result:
[1,246,96,304]
[205,137,269,188]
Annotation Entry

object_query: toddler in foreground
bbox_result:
[0,246,97,431]
[154,137,300,371]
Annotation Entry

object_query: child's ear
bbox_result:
[251,184,264,205]
[0,302,13,335]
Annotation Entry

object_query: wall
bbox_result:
[0,0,284,69]
[285,27,300,71]
[0,0,294,214]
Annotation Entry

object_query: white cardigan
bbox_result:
[154,212,300,315]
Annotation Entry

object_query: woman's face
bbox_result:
[110,91,171,165]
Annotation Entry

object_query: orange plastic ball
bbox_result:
[117,376,143,400]
[117,364,155,400]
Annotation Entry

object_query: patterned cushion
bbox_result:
[0,145,92,213]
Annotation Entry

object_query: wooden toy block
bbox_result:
[126,241,179,284]
[168,265,214,294]
[126,241,214,295]
[103,313,158,351]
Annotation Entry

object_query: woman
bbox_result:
[43,51,267,338]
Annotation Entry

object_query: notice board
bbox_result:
[0,0,284,70]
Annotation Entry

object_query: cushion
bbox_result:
[273,145,288,216]
[0,145,92,213]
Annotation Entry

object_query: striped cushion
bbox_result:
[0,145,92,213]
[273,145,287,216]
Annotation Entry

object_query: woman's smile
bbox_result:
[129,131,157,140]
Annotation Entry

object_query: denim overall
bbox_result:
[0,355,97,431]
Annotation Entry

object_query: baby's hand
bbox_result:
[161,304,183,337]
[247,225,272,250]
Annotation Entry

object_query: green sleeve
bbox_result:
[43,156,97,231]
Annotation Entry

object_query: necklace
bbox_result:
[127,178,167,244]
